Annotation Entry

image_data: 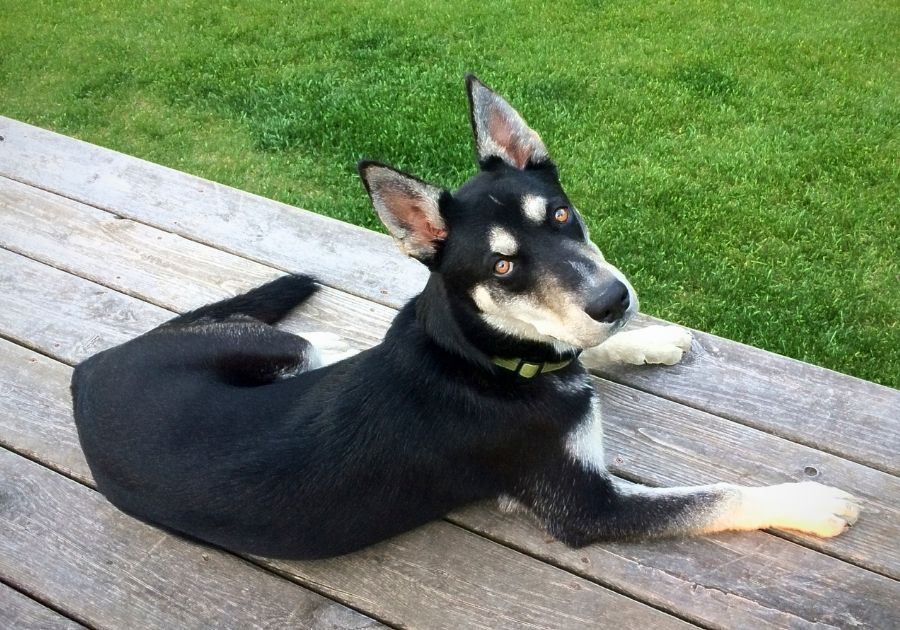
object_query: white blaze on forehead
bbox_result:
[488,226,518,255]
[522,194,546,224]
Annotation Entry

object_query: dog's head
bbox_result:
[360,75,637,355]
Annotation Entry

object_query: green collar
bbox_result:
[491,354,578,378]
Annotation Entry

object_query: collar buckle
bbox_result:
[492,352,580,378]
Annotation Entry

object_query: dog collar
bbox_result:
[491,354,578,378]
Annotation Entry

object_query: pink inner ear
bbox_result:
[488,110,533,169]
[383,190,447,248]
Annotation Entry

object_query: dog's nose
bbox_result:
[586,280,630,323]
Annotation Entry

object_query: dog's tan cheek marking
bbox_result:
[488,226,518,256]
[522,194,546,224]
[472,282,603,349]
[472,284,558,342]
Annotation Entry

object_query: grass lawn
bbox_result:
[1,1,897,387]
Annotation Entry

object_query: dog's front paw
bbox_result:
[600,325,693,366]
[778,482,861,537]
[746,482,861,538]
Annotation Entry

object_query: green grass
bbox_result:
[1,0,897,387]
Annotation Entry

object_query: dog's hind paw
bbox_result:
[596,325,693,366]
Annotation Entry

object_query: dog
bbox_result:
[71,75,860,560]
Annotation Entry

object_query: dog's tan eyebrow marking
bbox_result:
[522,194,546,224]
[489,226,518,256]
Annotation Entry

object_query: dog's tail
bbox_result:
[168,274,319,326]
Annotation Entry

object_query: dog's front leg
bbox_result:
[582,324,693,367]
[514,462,861,546]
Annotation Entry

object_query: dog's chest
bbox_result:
[473,373,597,455]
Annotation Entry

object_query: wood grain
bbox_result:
[452,505,900,630]
[1,118,895,473]
[261,521,697,630]
[0,448,382,630]
[0,246,167,363]
[594,374,900,575]
[0,583,85,630]
[0,177,395,351]
[0,118,427,307]
[586,317,900,475]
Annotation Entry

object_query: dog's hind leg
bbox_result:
[166,321,318,386]
[515,460,861,546]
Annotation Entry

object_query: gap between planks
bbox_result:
[0,578,89,630]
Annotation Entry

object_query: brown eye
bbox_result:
[494,258,514,276]
[554,207,570,223]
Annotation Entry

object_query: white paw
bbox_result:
[601,325,693,366]
[745,482,861,538]
[298,331,359,368]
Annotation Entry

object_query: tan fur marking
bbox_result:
[471,277,610,351]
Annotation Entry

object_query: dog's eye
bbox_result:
[494,258,514,276]
[554,207,570,223]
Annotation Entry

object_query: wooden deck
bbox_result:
[0,115,897,629]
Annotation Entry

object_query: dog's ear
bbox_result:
[466,74,549,170]
[358,161,449,264]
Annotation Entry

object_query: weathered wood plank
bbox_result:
[1,119,895,473]
[0,246,167,362]
[0,339,89,484]
[0,448,382,630]
[0,118,427,307]
[0,176,394,351]
[1,258,898,627]
[0,583,85,630]
[593,376,900,572]
[260,522,694,630]
[451,506,900,630]
[0,350,691,630]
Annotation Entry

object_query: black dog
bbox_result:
[72,75,859,560]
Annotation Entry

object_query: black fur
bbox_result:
[71,75,737,560]
[167,274,318,325]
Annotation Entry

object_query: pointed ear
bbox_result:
[466,74,549,169]
[358,161,449,264]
